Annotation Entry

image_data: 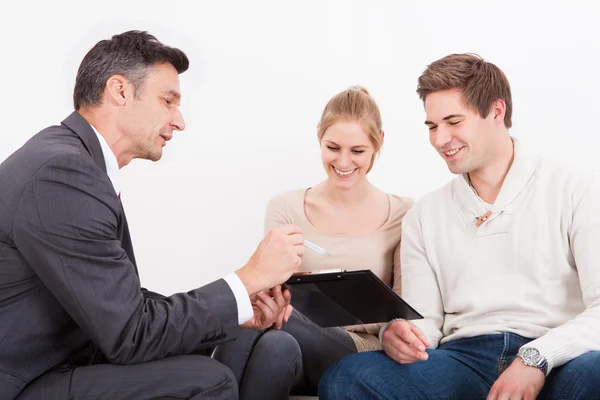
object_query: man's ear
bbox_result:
[105,75,130,106]
[491,99,506,124]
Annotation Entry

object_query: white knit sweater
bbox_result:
[401,140,600,374]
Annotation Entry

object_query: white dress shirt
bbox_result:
[91,126,253,325]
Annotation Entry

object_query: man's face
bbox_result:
[119,62,185,162]
[424,89,496,175]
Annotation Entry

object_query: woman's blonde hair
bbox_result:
[317,85,383,173]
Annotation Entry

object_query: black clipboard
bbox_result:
[285,269,423,328]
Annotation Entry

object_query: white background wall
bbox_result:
[1,0,598,294]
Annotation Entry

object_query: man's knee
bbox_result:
[252,330,302,371]
[256,330,300,352]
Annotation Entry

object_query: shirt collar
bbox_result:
[90,125,120,196]
[452,137,539,226]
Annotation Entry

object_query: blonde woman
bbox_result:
[214,86,413,399]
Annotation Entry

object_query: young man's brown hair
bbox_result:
[416,53,513,128]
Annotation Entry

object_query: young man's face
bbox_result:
[120,62,185,162]
[424,89,497,175]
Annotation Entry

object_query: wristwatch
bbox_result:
[516,347,548,376]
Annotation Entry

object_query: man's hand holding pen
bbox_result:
[236,224,332,330]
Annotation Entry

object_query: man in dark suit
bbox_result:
[0,30,304,399]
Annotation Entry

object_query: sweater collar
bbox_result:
[452,138,539,228]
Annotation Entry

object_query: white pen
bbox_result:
[303,240,331,256]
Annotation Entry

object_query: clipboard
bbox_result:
[285,269,423,328]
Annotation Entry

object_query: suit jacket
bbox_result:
[0,112,239,399]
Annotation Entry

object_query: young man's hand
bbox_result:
[487,358,545,400]
[382,320,430,364]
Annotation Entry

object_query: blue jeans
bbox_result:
[319,333,600,399]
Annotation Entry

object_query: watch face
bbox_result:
[522,348,541,364]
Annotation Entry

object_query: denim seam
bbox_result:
[497,332,510,376]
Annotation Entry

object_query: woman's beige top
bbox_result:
[264,188,413,352]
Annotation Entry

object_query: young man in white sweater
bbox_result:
[319,53,600,399]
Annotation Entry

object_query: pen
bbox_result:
[304,240,330,256]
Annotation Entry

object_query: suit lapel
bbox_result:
[61,111,139,274]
